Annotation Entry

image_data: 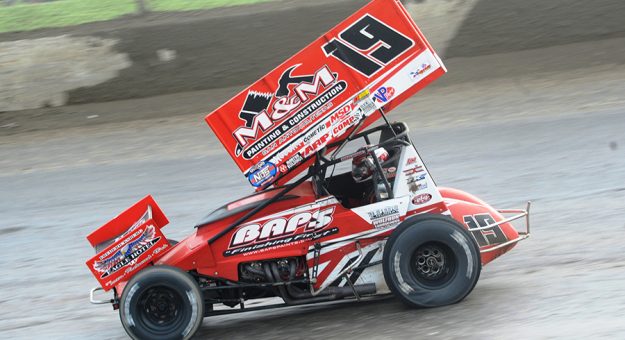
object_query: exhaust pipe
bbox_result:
[266,262,376,305]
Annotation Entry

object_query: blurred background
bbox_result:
[1,0,624,338]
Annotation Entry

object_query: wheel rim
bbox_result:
[137,285,187,333]
[411,242,457,288]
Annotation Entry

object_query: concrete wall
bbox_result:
[1,0,624,111]
[0,35,130,111]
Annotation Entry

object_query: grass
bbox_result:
[150,0,268,11]
[0,0,272,33]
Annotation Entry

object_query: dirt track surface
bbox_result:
[2,36,625,338]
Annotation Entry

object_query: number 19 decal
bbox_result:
[463,214,508,247]
[323,14,414,77]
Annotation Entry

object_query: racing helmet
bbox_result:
[352,147,389,182]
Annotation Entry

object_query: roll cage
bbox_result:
[208,120,412,245]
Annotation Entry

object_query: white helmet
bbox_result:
[351,147,389,182]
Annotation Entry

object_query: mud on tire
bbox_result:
[383,214,481,308]
[119,265,204,340]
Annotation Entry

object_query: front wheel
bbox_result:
[383,214,481,308]
[119,265,204,340]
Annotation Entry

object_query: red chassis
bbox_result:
[87,123,530,339]
[156,125,530,290]
[85,1,531,339]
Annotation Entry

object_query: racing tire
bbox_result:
[383,214,481,308]
[119,265,204,340]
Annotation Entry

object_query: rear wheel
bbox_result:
[383,215,481,307]
[119,266,204,340]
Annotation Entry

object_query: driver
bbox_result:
[352,147,394,202]
[351,147,389,182]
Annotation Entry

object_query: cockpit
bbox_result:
[313,122,409,208]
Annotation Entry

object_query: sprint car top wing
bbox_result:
[205,0,445,188]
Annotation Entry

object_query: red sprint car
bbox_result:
[86,0,531,339]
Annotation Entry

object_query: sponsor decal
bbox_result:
[405,165,427,193]
[407,173,426,183]
[93,225,161,279]
[238,77,379,188]
[335,101,355,117]
[406,157,418,165]
[412,193,432,205]
[102,244,168,288]
[233,65,346,159]
[274,151,304,175]
[367,205,400,230]
[225,228,339,257]
[367,205,399,219]
[294,91,374,159]
[353,90,377,117]
[226,207,336,256]
[409,63,432,80]
[403,166,424,175]
[286,153,304,169]
[373,86,395,103]
[109,206,152,243]
[408,181,428,193]
[247,161,277,187]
